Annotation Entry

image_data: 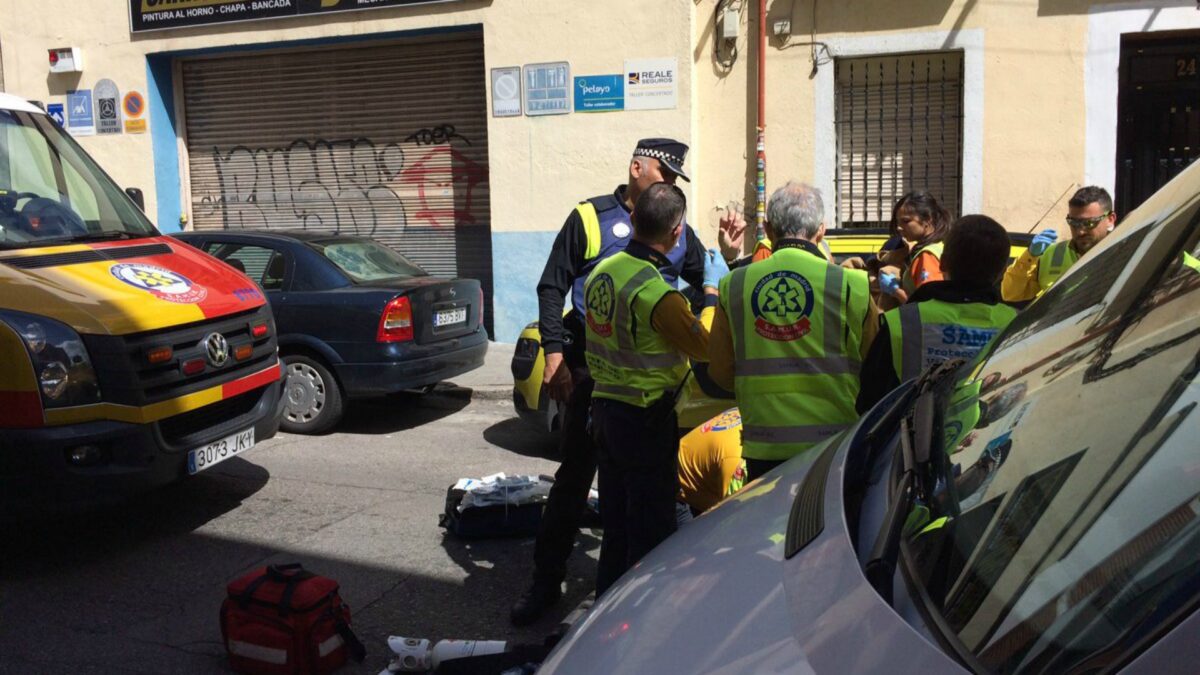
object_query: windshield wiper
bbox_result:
[41,230,141,244]
[863,359,961,605]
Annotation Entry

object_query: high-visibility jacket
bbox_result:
[1035,240,1081,291]
[718,246,871,460]
[584,252,689,408]
[883,299,1017,383]
[902,241,944,295]
[752,237,833,262]
[570,194,689,315]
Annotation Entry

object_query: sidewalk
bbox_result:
[446,341,515,400]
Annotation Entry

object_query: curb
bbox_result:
[429,383,512,402]
[465,385,513,401]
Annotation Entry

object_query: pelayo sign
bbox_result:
[573,75,624,112]
[129,0,463,33]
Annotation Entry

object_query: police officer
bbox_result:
[511,139,710,624]
[1002,186,1117,302]
[585,182,727,596]
[707,182,877,481]
[857,215,1019,413]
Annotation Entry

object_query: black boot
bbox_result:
[510,581,563,626]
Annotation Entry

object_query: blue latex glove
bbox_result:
[703,248,730,289]
[879,272,902,296]
[1029,229,1058,257]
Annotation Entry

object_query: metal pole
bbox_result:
[755,0,767,241]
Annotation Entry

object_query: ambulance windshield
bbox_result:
[0,108,156,249]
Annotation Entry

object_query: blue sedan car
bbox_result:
[173,230,487,434]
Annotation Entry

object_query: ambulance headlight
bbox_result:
[0,311,100,408]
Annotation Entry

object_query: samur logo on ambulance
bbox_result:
[109,263,208,304]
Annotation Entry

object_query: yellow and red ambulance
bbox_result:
[0,93,282,504]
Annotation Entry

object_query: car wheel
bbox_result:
[281,354,344,434]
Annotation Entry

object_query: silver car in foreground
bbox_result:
[540,163,1200,674]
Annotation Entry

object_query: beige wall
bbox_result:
[692,0,1098,242]
[0,0,697,236]
[0,0,1192,245]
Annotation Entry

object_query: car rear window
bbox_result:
[307,238,427,282]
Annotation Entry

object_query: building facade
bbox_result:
[0,0,1196,341]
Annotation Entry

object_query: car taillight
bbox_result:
[377,296,414,342]
[478,288,485,328]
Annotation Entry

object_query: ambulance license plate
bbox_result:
[434,307,467,327]
[188,428,255,475]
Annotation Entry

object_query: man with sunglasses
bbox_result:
[1002,186,1117,302]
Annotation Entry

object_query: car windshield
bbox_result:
[307,237,427,282]
[902,180,1200,673]
[0,109,156,249]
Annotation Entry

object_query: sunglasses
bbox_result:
[1065,211,1111,230]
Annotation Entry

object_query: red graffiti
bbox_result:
[401,146,489,227]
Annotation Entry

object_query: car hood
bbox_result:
[0,236,265,335]
[539,430,964,674]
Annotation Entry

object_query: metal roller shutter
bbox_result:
[180,33,492,327]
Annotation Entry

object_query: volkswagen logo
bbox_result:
[204,332,230,368]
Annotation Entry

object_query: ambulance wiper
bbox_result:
[61,230,138,242]
[862,359,959,605]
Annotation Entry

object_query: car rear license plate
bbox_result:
[435,307,467,327]
[188,427,255,475]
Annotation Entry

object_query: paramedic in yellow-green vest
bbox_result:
[512,138,709,626]
[585,183,729,596]
[1002,186,1117,303]
[708,182,879,482]
[858,215,1019,413]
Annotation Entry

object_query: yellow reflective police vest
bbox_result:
[902,241,945,295]
[718,246,871,461]
[884,299,1017,383]
[1035,240,1080,292]
[584,252,689,408]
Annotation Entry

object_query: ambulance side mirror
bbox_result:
[125,187,145,211]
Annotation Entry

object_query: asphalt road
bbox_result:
[0,387,595,674]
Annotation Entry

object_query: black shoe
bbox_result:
[510,582,563,626]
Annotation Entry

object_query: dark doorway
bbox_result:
[1116,30,1200,216]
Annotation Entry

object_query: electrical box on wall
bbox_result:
[48,47,83,74]
[773,20,792,37]
[720,9,740,40]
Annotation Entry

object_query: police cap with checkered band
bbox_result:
[633,138,690,182]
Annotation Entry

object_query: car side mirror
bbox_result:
[125,187,145,211]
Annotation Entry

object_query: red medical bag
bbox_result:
[220,563,365,674]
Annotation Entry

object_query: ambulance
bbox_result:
[0,94,282,505]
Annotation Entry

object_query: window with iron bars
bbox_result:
[835,50,964,228]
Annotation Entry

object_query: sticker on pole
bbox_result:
[95,79,122,135]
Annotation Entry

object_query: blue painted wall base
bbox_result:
[491,231,557,343]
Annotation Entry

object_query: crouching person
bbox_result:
[857,215,1018,413]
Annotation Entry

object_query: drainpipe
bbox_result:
[754,0,767,242]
